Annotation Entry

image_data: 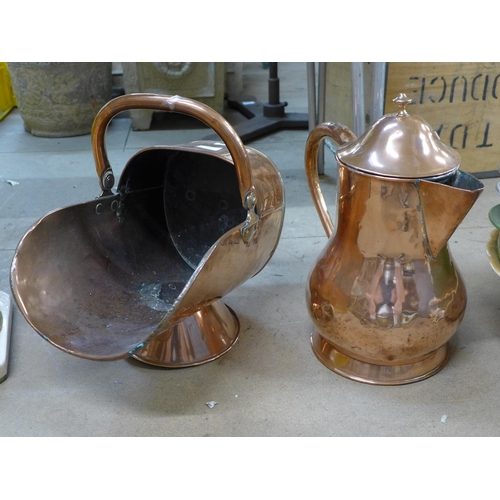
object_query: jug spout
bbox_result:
[418,171,484,259]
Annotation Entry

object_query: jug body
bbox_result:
[304,96,484,385]
[306,164,467,384]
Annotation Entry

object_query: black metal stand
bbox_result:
[204,63,309,143]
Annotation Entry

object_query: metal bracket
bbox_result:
[240,191,260,245]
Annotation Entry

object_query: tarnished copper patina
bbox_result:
[11,93,284,367]
[305,94,483,385]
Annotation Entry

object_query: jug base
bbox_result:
[133,300,240,368]
[311,331,449,385]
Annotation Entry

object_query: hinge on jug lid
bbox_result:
[240,190,261,245]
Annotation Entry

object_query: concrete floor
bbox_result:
[1,62,500,437]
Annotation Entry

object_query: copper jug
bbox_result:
[10,93,284,367]
[304,94,484,385]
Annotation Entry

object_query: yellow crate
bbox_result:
[0,63,17,122]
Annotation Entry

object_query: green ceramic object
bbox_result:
[489,204,500,229]
[488,204,500,257]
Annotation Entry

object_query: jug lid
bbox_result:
[336,93,461,179]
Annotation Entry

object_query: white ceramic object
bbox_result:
[0,291,13,383]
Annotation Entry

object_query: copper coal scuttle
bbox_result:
[10,94,285,367]
[305,94,484,385]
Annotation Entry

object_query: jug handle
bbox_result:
[305,122,357,237]
[91,93,255,206]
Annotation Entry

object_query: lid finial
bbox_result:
[393,93,413,117]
